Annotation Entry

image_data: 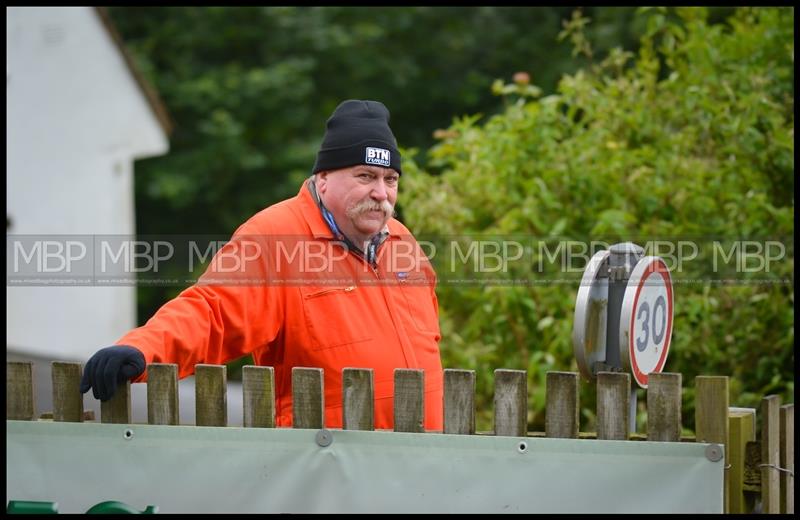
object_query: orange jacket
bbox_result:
[119,180,443,430]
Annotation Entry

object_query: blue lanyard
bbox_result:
[309,179,387,267]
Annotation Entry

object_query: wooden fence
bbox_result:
[6,362,794,514]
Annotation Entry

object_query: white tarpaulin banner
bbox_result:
[6,421,723,513]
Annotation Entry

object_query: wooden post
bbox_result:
[147,363,179,425]
[394,369,424,433]
[292,367,323,429]
[646,372,681,442]
[760,395,780,514]
[342,368,373,431]
[494,369,527,437]
[695,376,729,513]
[195,364,226,427]
[780,404,794,514]
[7,362,35,420]
[545,371,579,439]
[444,369,475,435]
[52,362,83,422]
[100,381,131,424]
[744,439,761,495]
[597,372,629,440]
[242,366,275,428]
[729,408,756,514]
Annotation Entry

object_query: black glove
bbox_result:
[79,345,146,401]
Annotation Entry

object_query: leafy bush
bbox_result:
[402,7,794,433]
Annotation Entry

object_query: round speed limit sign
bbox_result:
[619,256,673,388]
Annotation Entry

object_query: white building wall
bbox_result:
[7,6,169,362]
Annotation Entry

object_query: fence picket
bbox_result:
[695,376,729,513]
[100,381,131,424]
[343,368,374,431]
[780,404,794,514]
[292,367,323,429]
[761,395,780,514]
[147,363,179,425]
[52,362,83,423]
[597,372,629,440]
[394,369,424,433]
[195,364,226,427]
[728,408,756,513]
[646,372,681,442]
[494,369,527,437]
[545,371,578,439]
[243,365,275,428]
[7,362,35,421]
[444,369,475,435]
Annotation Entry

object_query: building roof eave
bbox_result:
[94,6,174,137]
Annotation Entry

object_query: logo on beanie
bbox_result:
[365,147,391,167]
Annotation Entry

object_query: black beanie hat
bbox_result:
[312,99,402,175]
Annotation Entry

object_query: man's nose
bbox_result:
[370,179,388,201]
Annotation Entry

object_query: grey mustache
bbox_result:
[348,199,394,218]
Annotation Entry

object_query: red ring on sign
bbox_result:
[629,258,673,387]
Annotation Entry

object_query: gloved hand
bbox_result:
[79,345,146,401]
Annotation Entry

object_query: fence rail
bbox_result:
[6,361,794,514]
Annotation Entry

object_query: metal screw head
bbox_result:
[705,444,723,462]
[315,429,333,447]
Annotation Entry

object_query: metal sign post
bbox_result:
[608,243,644,433]
[606,243,644,371]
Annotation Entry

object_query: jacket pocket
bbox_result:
[301,285,373,351]
[398,277,440,335]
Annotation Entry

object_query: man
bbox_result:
[80,100,444,430]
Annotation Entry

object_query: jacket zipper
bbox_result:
[304,286,355,299]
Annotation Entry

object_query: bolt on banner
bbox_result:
[6,234,793,287]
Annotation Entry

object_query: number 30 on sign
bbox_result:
[619,257,673,388]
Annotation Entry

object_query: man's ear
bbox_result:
[316,171,328,193]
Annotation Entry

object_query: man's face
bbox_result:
[316,165,399,243]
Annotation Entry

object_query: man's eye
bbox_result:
[386,177,399,184]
